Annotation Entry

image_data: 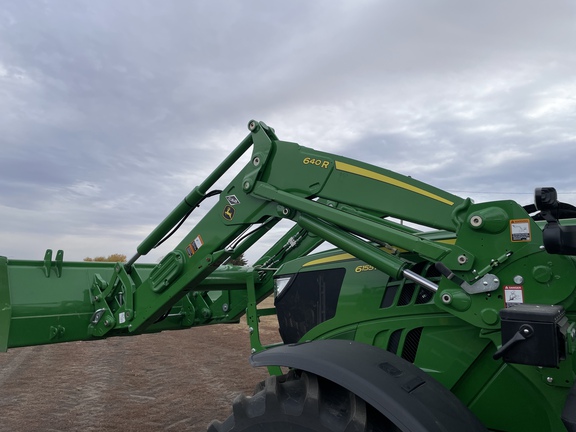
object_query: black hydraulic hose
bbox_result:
[227,217,276,252]
[125,189,222,272]
[153,189,222,249]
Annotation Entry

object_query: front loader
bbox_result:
[1,120,575,431]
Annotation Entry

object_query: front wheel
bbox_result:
[208,370,400,432]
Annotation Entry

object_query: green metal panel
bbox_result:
[277,248,575,432]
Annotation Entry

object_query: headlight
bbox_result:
[274,276,293,298]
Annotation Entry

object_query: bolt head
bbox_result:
[470,215,483,227]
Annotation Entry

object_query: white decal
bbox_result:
[226,195,241,205]
[510,219,531,242]
[504,285,524,307]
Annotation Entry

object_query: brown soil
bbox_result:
[0,306,280,432]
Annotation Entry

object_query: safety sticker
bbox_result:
[504,285,524,308]
[223,205,235,221]
[226,195,241,205]
[510,219,531,242]
[186,235,204,257]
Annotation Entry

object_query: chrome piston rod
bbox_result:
[403,269,439,292]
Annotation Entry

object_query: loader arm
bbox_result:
[112,120,469,335]
[0,120,470,349]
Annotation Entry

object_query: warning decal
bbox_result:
[504,285,524,308]
[185,235,204,257]
[226,195,241,205]
[510,219,531,242]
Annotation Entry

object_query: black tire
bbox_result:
[208,370,401,432]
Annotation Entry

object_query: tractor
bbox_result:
[1,121,575,431]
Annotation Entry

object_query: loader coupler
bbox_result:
[0,252,258,351]
[0,255,139,350]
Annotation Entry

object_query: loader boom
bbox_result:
[0,119,467,348]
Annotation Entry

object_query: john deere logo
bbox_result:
[223,205,235,221]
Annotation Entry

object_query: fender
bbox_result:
[251,339,487,432]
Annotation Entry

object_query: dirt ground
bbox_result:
[0,309,280,432]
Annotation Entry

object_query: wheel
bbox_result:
[208,370,401,432]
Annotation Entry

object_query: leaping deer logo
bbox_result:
[223,205,235,221]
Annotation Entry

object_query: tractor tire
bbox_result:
[207,370,400,432]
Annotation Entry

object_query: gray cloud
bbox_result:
[1,0,575,263]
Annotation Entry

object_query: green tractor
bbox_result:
[1,121,575,431]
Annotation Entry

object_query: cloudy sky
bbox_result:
[1,1,575,264]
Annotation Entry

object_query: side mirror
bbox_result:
[536,187,576,255]
[535,187,558,212]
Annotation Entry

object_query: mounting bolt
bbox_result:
[222,303,229,312]
[470,215,483,227]
[547,376,554,383]
[243,181,251,190]
[513,275,524,284]
[249,326,254,334]
[104,319,111,327]
[248,120,258,131]
[457,255,468,265]
[253,156,260,166]
[441,293,452,304]
[251,348,256,354]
